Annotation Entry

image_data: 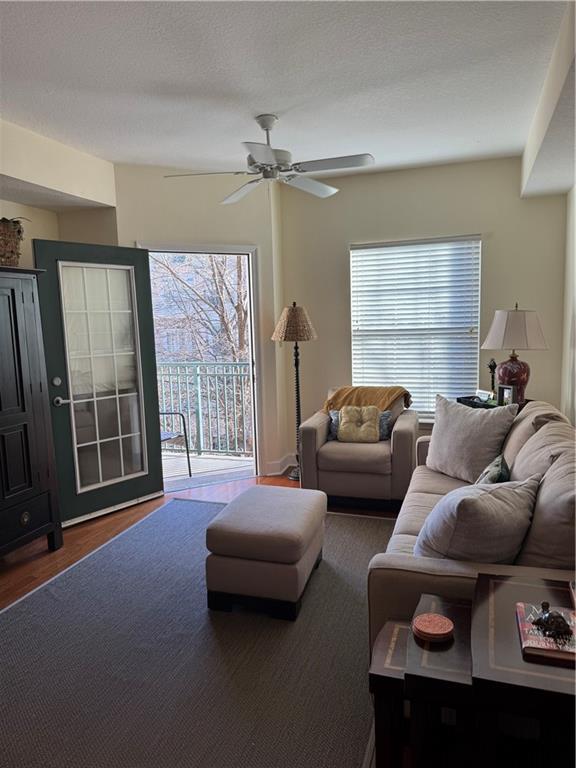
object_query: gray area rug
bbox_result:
[1,500,393,768]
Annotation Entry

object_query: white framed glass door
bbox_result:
[59,262,147,493]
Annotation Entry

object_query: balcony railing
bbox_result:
[157,362,253,457]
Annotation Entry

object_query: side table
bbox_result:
[472,574,575,765]
[369,594,473,768]
[368,620,410,768]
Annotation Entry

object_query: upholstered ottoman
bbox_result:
[205,486,327,619]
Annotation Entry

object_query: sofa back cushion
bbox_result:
[510,421,575,481]
[516,451,575,568]
[513,424,575,569]
[502,401,570,468]
[426,395,518,483]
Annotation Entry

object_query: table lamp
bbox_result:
[272,302,317,481]
[481,303,547,403]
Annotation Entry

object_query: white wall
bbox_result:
[113,165,290,473]
[0,199,59,267]
[280,157,567,420]
[561,186,575,422]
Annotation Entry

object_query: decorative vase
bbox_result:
[496,352,530,403]
[0,217,25,267]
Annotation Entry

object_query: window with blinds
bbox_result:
[350,237,481,418]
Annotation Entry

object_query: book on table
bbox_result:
[516,602,576,666]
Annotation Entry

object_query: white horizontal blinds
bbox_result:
[350,238,481,418]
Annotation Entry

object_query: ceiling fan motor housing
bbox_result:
[247,148,292,172]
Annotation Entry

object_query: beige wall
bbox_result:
[561,186,575,423]
[280,157,567,420]
[0,199,59,267]
[113,164,290,472]
[1,120,116,206]
[58,207,119,246]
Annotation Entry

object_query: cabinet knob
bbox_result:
[20,511,31,527]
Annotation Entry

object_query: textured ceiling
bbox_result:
[0,1,568,174]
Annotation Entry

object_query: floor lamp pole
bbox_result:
[288,341,301,481]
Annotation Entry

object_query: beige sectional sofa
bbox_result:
[368,401,575,648]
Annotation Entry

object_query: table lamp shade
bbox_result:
[481,305,547,404]
[481,309,547,351]
[271,302,318,343]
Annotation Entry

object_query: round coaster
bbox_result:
[412,613,454,642]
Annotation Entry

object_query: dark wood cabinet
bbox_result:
[0,267,62,555]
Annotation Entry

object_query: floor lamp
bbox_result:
[272,302,318,481]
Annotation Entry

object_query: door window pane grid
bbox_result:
[60,263,147,491]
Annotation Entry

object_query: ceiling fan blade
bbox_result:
[283,175,338,198]
[243,142,277,165]
[292,153,374,173]
[164,171,250,178]
[220,178,264,205]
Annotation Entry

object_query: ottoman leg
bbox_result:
[207,590,234,612]
[268,597,302,621]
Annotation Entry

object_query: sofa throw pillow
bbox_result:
[328,410,340,441]
[337,405,379,443]
[414,475,540,564]
[426,395,518,484]
[328,409,393,441]
[475,454,510,484]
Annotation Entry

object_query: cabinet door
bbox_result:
[0,277,42,505]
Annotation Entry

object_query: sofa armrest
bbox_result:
[391,409,419,499]
[300,411,330,490]
[367,552,574,649]
[416,435,431,466]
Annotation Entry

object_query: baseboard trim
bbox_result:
[262,454,296,476]
[61,491,165,528]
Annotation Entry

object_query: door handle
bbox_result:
[53,396,71,407]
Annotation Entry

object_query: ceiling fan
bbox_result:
[165,114,374,204]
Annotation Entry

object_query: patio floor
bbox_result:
[161,452,255,492]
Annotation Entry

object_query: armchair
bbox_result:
[300,391,418,500]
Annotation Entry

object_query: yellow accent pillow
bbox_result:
[337,406,380,443]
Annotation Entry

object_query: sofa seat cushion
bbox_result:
[408,466,470,496]
[502,401,570,468]
[392,492,445,537]
[317,439,391,474]
[386,533,417,555]
[206,486,326,564]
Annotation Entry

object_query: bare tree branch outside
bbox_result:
[150,252,253,456]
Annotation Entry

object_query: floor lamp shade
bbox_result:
[271,303,318,343]
[481,305,547,403]
[272,302,317,480]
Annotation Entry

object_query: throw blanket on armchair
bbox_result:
[323,385,412,413]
